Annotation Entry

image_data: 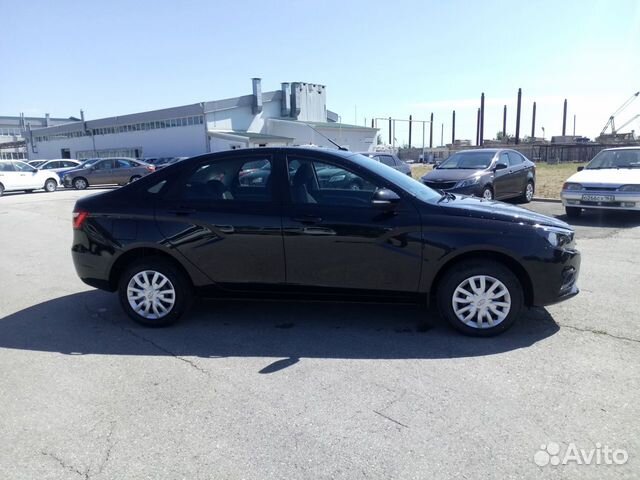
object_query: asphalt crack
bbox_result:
[372,410,409,429]
[559,323,640,344]
[41,451,89,479]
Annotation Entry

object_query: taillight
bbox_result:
[73,211,89,229]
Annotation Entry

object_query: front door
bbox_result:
[493,152,514,198]
[155,153,285,287]
[281,153,423,292]
[13,161,41,189]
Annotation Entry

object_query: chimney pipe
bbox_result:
[388,117,392,144]
[280,83,291,117]
[515,88,522,144]
[531,101,536,139]
[502,105,507,140]
[408,115,412,148]
[476,108,480,146]
[452,110,456,144]
[479,93,485,146]
[45,113,50,127]
[562,99,567,136]
[429,112,434,148]
[252,78,263,114]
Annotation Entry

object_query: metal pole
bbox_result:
[476,108,480,146]
[502,105,507,140]
[440,123,444,147]
[429,112,433,148]
[388,117,392,144]
[452,110,456,144]
[422,121,425,162]
[573,114,576,136]
[515,88,522,144]
[531,101,536,139]
[479,92,485,146]
[562,99,567,136]
[408,115,412,148]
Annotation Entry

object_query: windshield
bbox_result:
[349,153,441,202]
[30,161,45,168]
[437,151,496,169]
[586,150,640,169]
[80,159,100,167]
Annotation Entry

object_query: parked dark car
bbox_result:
[357,152,412,176]
[71,147,579,336]
[421,149,536,202]
[62,157,155,189]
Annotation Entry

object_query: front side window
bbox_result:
[179,156,273,203]
[95,160,114,170]
[498,152,510,167]
[13,161,36,172]
[287,156,379,207]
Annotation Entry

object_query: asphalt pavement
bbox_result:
[0,189,638,479]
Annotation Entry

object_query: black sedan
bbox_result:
[71,147,579,336]
[421,149,536,202]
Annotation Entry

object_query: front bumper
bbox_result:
[526,246,581,307]
[561,190,640,211]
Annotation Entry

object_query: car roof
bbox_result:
[602,146,640,152]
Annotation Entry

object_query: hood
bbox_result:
[422,168,486,182]
[566,168,640,186]
[437,195,571,229]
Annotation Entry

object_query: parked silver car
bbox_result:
[61,157,155,190]
[357,152,412,176]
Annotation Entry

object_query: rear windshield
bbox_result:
[437,151,495,169]
[586,150,640,169]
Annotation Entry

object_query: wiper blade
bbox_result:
[437,190,456,203]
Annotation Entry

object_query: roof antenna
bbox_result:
[303,123,348,151]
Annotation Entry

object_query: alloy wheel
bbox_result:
[451,275,511,329]
[525,183,534,202]
[127,270,176,320]
[482,188,493,200]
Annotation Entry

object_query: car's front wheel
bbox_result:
[565,206,582,218]
[44,178,57,192]
[481,186,494,200]
[73,177,88,190]
[437,260,523,336]
[118,257,192,327]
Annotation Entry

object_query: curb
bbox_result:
[533,197,562,203]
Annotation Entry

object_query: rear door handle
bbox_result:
[293,216,322,224]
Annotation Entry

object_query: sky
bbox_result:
[2,0,639,146]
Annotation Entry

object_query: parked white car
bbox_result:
[561,147,640,217]
[0,160,60,196]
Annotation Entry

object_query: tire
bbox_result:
[0,183,4,197]
[129,175,141,183]
[437,260,524,337]
[520,181,534,203]
[481,186,494,200]
[44,178,57,192]
[565,206,582,218]
[118,257,192,327]
[73,177,88,190]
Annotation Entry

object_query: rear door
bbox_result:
[113,158,134,184]
[155,153,285,287]
[507,151,530,195]
[281,153,422,292]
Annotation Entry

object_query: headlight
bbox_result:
[562,182,583,191]
[618,184,640,192]
[329,174,346,182]
[535,226,574,248]
[456,176,481,188]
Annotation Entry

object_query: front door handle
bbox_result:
[168,207,196,216]
[292,216,322,224]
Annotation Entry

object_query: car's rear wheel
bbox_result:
[0,183,4,197]
[437,260,523,336]
[565,206,582,218]
[481,186,493,200]
[520,181,534,203]
[44,178,57,192]
[73,177,88,190]
[118,257,192,327]
[129,175,141,183]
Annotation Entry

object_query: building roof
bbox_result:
[303,121,376,131]
[208,130,294,142]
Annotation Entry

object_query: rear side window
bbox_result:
[179,156,273,203]
[116,159,133,168]
[508,152,524,165]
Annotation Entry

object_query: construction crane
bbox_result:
[612,114,640,133]
[600,91,639,136]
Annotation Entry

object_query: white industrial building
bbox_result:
[24,79,377,160]
[0,114,80,159]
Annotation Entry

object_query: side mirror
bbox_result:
[372,188,400,207]
[494,163,508,171]
[577,166,584,172]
